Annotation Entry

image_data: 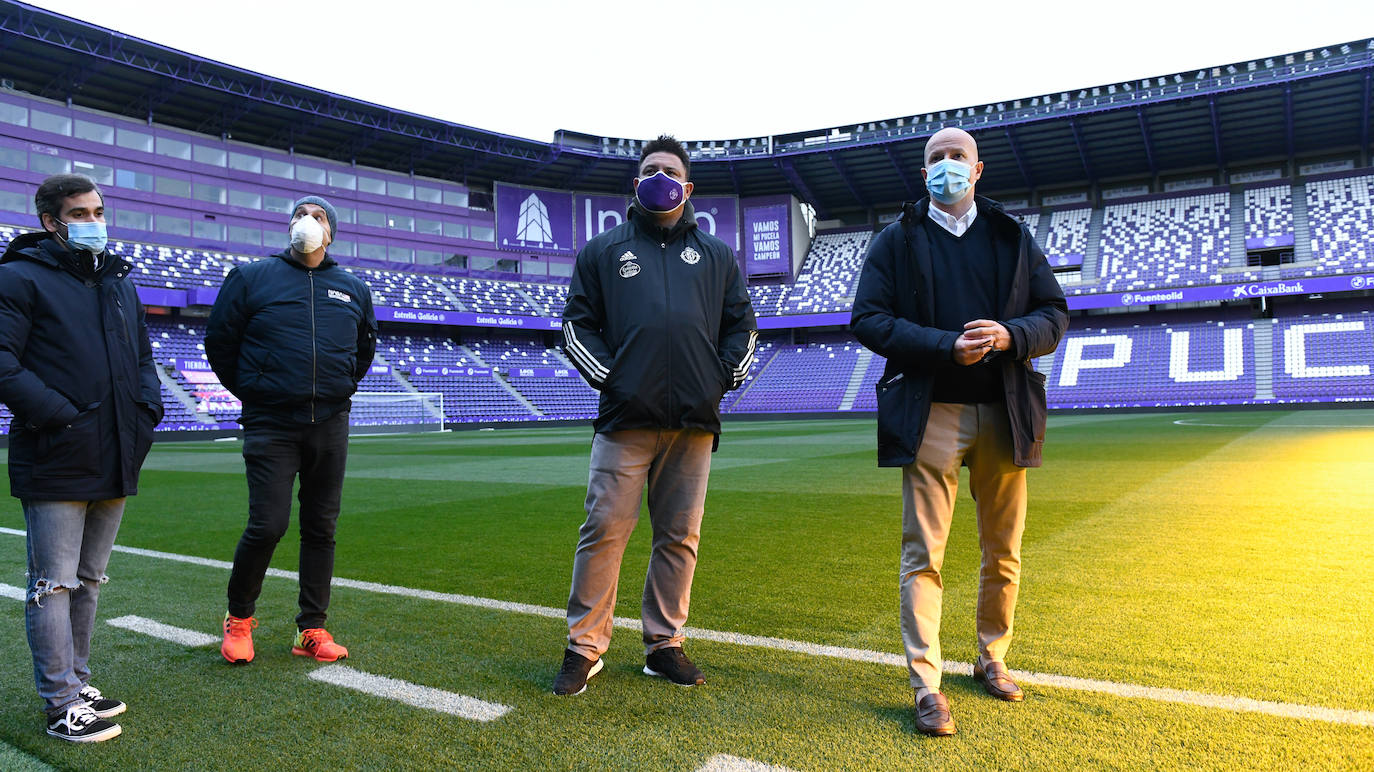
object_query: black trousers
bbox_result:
[227,410,350,629]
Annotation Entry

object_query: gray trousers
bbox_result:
[566,428,714,660]
[901,402,1027,690]
[23,498,125,715]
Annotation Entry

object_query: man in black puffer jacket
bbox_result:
[206,195,376,666]
[0,173,161,743]
[553,135,757,696]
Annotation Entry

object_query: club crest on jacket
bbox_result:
[680,247,701,265]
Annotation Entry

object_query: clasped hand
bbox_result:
[953,319,1010,366]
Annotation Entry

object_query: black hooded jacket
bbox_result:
[851,196,1068,468]
[0,232,162,500]
[562,201,758,439]
[205,250,377,426]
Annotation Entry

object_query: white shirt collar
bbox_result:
[926,200,978,237]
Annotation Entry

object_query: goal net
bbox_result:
[350,391,446,435]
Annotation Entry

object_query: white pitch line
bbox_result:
[697,754,798,772]
[0,582,26,601]
[106,615,219,647]
[1172,418,1374,428]
[2,527,1371,728]
[309,664,511,722]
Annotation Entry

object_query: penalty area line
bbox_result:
[1,528,1371,728]
[106,615,219,647]
[697,755,799,772]
[309,664,511,722]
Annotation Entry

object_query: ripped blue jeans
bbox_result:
[23,498,125,716]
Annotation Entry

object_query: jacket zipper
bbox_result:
[660,238,673,421]
[309,270,317,423]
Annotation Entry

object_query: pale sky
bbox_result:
[25,0,1374,143]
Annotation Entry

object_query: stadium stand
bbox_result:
[746,282,789,317]
[520,282,569,316]
[1094,192,1257,293]
[1244,185,1294,247]
[1298,173,1374,279]
[0,23,1371,436]
[443,278,538,315]
[506,373,598,419]
[1037,310,1258,408]
[379,332,474,370]
[351,267,453,310]
[405,373,533,423]
[1273,303,1374,402]
[730,339,865,413]
[1042,208,1092,266]
[780,230,871,314]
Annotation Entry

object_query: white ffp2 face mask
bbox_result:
[290,214,325,254]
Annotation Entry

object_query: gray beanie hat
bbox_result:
[291,195,338,239]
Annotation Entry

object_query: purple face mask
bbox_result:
[635,171,687,214]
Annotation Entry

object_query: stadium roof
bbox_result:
[1,1,1370,218]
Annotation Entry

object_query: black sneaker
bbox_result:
[552,648,604,696]
[643,647,705,686]
[79,684,126,719]
[46,703,121,743]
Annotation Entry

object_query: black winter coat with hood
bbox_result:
[0,232,162,500]
[851,196,1068,468]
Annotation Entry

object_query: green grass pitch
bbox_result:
[1,410,1372,770]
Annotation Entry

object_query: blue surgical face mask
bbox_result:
[59,219,108,254]
[635,171,687,214]
[925,159,975,205]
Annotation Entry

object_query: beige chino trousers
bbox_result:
[900,401,1027,690]
[566,428,714,660]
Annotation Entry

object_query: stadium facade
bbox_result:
[0,1,1371,434]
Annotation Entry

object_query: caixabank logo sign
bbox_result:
[1073,273,1374,311]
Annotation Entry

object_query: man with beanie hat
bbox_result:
[206,196,376,665]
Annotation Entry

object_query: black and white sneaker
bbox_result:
[643,647,705,686]
[552,648,604,696]
[79,684,126,719]
[46,703,121,743]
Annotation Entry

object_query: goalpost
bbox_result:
[350,391,446,435]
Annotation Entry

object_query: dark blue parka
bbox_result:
[851,197,1068,468]
[205,250,377,426]
[0,232,162,500]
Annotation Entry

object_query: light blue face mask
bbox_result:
[925,159,974,205]
[59,219,108,254]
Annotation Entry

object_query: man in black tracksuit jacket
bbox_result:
[0,174,161,742]
[553,136,757,695]
[206,195,376,665]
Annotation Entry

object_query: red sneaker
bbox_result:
[221,613,257,664]
[292,628,349,662]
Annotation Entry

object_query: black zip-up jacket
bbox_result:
[0,232,162,500]
[851,196,1068,468]
[206,250,377,426]
[562,202,758,439]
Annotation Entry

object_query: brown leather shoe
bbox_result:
[973,660,1024,702]
[914,692,956,736]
